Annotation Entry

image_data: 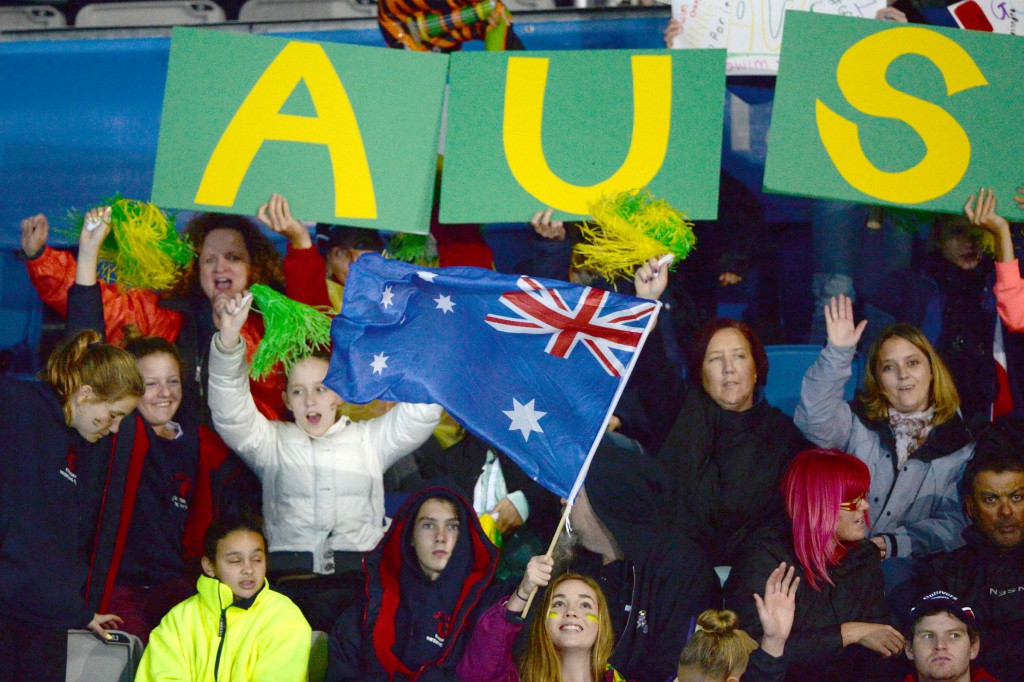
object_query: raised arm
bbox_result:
[258,193,332,309]
[456,555,551,682]
[967,186,1024,332]
[22,212,183,343]
[65,206,112,339]
[207,292,278,473]
[794,295,863,449]
[363,400,443,471]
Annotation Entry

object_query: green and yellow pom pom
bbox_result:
[64,195,192,291]
[573,189,696,283]
[248,284,332,380]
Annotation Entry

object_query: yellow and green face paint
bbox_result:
[584,613,600,623]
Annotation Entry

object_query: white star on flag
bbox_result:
[434,294,455,314]
[380,286,395,309]
[417,271,437,282]
[370,352,389,375]
[503,398,546,442]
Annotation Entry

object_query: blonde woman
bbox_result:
[796,295,974,560]
[457,555,626,681]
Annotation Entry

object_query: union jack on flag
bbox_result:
[325,255,661,501]
[484,276,658,377]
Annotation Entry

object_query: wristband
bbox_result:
[516,587,530,601]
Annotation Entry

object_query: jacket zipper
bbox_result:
[214,599,227,681]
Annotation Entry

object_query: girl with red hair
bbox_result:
[724,449,905,682]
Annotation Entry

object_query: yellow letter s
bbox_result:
[816,27,987,204]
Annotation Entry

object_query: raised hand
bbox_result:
[213,291,253,349]
[257,193,312,249]
[875,6,908,21]
[507,554,554,613]
[754,562,800,658]
[634,254,670,301]
[824,294,867,349]
[719,271,743,287]
[529,208,566,241]
[20,213,49,259]
[75,206,113,286]
[965,188,1014,263]
[663,18,682,48]
[79,206,112,256]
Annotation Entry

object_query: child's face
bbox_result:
[545,579,600,652]
[282,357,342,437]
[201,530,266,602]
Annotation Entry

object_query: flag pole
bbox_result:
[520,502,572,618]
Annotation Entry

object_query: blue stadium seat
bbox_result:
[764,344,862,417]
[0,251,43,374]
[384,492,409,518]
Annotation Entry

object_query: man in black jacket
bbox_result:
[921,416,1024,682]
[564,436,722,682]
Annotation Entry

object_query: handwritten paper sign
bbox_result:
[673,0,886,75]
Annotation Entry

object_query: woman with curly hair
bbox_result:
[457,555,626,682]
[20,198,325,421]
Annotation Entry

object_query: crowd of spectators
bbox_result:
[2,2,1024,681]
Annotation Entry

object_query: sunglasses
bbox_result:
[839,494,866,512]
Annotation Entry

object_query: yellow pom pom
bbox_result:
[572,189,695,283]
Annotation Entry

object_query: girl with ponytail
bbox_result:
[0,330,143,682]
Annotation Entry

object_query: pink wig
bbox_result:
[782,448,871,591]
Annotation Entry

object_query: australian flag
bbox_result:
[325,254,661,501]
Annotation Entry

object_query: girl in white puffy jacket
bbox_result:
[206,291,442,630]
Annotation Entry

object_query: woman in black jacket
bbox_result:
[0,330,144,682]
[724,448,907,682]
[646,315,809,566]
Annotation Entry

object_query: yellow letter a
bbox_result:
[195,41,376,219]
[503,55,672,215]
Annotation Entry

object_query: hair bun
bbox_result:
[696,609,739,635]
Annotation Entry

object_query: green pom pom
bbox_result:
[387,233,438,265]
[248,284,332,380]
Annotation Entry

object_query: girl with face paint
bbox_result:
[457,555,626,682]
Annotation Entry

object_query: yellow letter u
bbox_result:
[503,55,672,215]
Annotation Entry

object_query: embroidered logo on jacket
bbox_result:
[172,473,192,510]
[60,449,78,485]
[427,611,453,647]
